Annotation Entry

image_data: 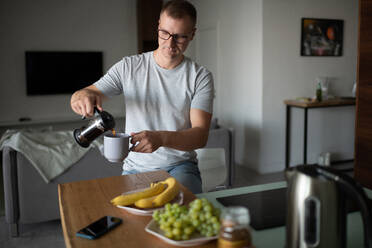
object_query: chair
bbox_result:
[199,121,235,192]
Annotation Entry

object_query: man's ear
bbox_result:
[190,28,197,41]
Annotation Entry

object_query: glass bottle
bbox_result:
[218,206,253,248]
[316,82,322,102]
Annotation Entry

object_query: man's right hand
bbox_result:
[70,85,105,117]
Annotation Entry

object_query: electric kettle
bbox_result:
[285,164,372,248]
[73,107,115,148]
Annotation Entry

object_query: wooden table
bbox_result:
[284,97,356,168]
[58,170,216,248]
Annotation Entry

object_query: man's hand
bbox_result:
[130,131,164,153]
[70,85,105,117]
[129,109,212,154]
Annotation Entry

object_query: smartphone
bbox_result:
[76,216,122,240]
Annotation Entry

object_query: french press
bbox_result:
[73,107,115,148]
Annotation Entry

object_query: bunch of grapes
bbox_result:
[188,198,221,237]
[152,198,221,240]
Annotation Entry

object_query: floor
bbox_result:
[0,163,352,248]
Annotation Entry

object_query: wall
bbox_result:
[190,0,263,169]
[260,0,358,172]
[193,0,358,173]
[0,0,137,123]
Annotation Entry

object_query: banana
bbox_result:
[135,177,180,208]
[134,195,157,208]
[111,182,166,206]
[153,177,180,207]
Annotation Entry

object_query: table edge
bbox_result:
[58,184,72,248]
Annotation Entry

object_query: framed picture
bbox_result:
[301,18,344,56]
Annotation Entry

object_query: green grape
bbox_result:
[199,213,205,221]
[181,214,189,221]
[205,211,212,219]
[203,204,212,213]
[182,233,190,240]
[168,216,176,224]
[174,220,182,228]
[165,203,171,211]
[172,228,181,236]
[190,212,198,220]
[184,226,193,235]
[165,230,173,239]
[213,222,220,231]
[211,216,218,223]
[192,219,200,227]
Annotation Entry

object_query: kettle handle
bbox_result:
[317,166,372,248]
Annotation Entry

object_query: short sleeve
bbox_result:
[191,70,214,114]
[94,60,124,97]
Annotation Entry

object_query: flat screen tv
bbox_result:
[25,51,103,95]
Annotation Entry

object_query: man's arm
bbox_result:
[130,108,212,153]
[70,85,107,117]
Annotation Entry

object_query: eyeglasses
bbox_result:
[158,29,191,44]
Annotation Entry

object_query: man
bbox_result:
[70,0,214,194]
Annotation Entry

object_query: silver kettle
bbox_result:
[285,164,372,248]
[73,107,115,148]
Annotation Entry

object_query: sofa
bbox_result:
[2,121,234,237]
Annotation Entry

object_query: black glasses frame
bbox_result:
[158,29,191,44]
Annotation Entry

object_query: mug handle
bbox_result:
[128,135,140,152]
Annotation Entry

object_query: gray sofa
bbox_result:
[2,122,234,237]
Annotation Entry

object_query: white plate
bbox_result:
[116,189,184,216]
[145,219,217,247]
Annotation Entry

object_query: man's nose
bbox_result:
[169,36,177,45]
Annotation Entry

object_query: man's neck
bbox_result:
[153,50,184,70]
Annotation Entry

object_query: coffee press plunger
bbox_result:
[74,107,115,148]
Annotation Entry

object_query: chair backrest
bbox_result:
[197,148,226,192]
[198,126,234,192]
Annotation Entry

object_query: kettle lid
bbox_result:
[289,164,322,178]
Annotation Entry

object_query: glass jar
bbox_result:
[218,206,253,248]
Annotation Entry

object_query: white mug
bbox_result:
[103,133,131,163]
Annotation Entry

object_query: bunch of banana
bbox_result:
[111,182,166,206]
[134,177,180,209]
[110,177,180,208]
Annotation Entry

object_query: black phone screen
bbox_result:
[77,216,122,238]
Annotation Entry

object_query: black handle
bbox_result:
[94,106,101,116]
[316,166,372,248]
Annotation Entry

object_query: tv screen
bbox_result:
[25,51,103,95]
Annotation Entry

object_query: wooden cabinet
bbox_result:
[355,0,372,189]
[137,0,163,53]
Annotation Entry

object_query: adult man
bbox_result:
[70,0,214,194]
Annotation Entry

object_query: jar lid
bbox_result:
[221,206,250,226]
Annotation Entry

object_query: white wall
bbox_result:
[190,0,263,169]
[0,0,137,123]
[193,0,358,173]
[260,0,358,173]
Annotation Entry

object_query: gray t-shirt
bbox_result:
[94,51,214,172]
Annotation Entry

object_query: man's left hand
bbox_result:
[130,131,163,153]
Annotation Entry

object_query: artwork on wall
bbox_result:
[301,18,344,56]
